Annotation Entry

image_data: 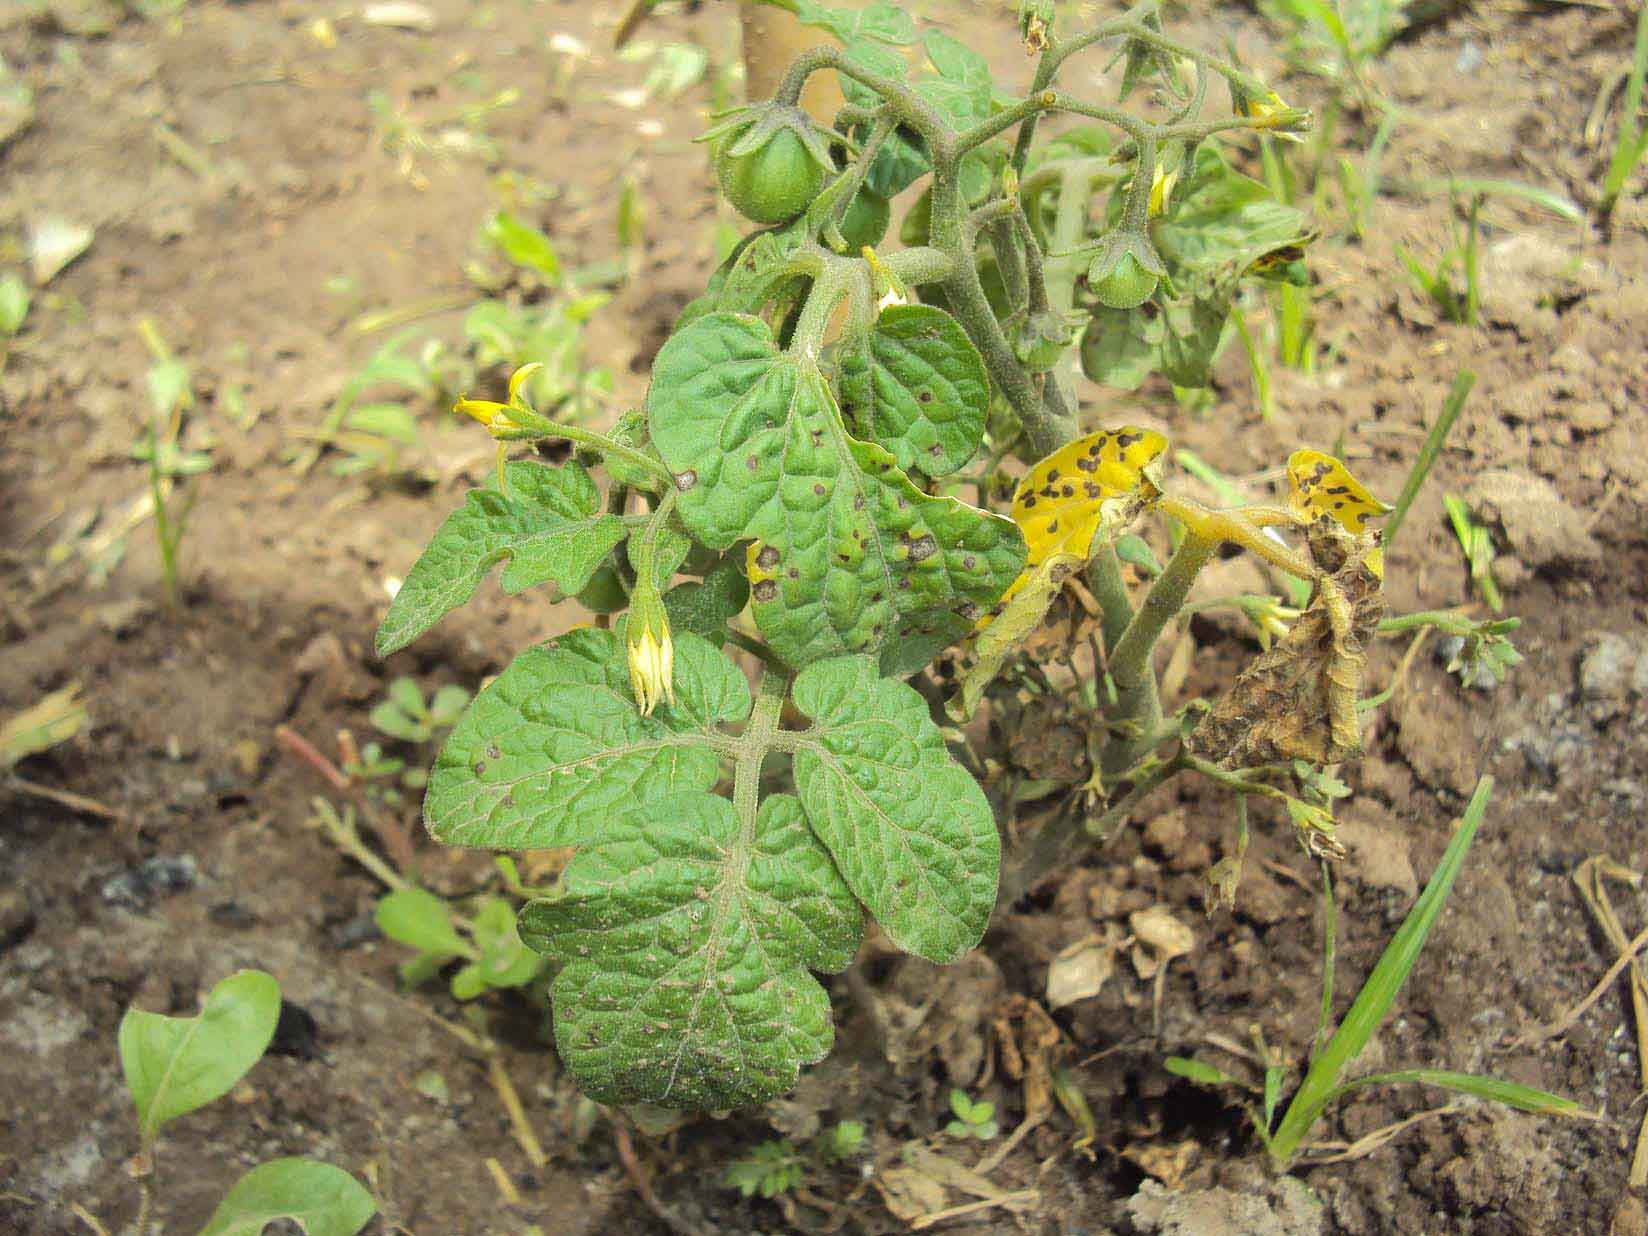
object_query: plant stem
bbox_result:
[1102,533,1216,774]
[498,416,671,489]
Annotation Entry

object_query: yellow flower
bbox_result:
[626,601,675,717]
[454,363,545,439]
[454,397,518,438]
[1148,165,1178,217]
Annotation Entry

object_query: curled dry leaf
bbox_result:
[1129,905,1194,980]
[1046,927,1123,1009]
[1192,452,1389,771]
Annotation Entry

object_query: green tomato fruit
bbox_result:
[1092,252,1159,310]
[716,127,824,225]
[838,190,891,250]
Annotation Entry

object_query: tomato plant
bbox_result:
[378,0,1515,1112]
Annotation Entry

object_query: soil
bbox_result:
[2,1,1646,1234]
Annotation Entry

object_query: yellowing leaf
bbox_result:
[949,551,1081,720]
[1011,427,1168,567]
[1287,450,1390,534]
[1,684,87,768]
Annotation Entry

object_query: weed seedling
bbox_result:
[1598,3,1648,221]
[134,319,209,611]
[945,1090,1000,1141]
[1443,492,1502,612]
[1171,779,1588,1165]
[723,1120,866,1199]
[375,0,1528,1116]
[102,969,375,1235]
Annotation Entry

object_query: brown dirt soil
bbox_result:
[2,1,1646,1234]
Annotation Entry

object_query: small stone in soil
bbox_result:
[101,854,198,908]
[268,998,323,1060]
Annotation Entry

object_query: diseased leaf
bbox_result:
[425,628,748,851]
[790,657,998,964]
[520,792,861,1110]
[1153,147,1315,279]
[1191,535,1385,769]
[197,1159,376,1236]
[948,552,1082,721]
[1010,427,1167,569]
[648,312,1023,668]
[120,970,281,1140]
[1288,450,1391,534]
[838,304,988,478]
[376,461,625,655]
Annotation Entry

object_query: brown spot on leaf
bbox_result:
[756,545,780,570]
[752,580,778,602]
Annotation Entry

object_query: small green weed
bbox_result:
[133,319,209,611]
[109,970,376,1234]
[945,1089,1000,1141]
[723,1120,866,1199]
[1169,779,1587,1167]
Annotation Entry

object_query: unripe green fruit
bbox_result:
[838,190,891,250]
[1092,252,1159,310]
[716,127,824,225]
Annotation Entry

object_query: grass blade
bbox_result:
[1266,776,1495,1166]
[1326,1069,1590,1118]
[1382,369,1474,550]
[1600,3,1648,216]
[1385,176,1582,223]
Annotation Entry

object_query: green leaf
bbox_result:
[196,1158,376,1236]
[838,305,988,478]
[790,657,999,963]
[664,560,751,644]
[483,210,561,284]
[918,30,993,126]
[519,792,862,1110]
[647,312,1023,668]
[375,887,468,958]
[119,970,281,1141]
[1329,1069,1587,1117]
[711,220,810,320]
[375,461,626,655]
[1079,306,1163,390]
[1165,1056,1242,1088]
[428,683,472,727]
[793,0,915,46]
[0,272,29,337]
[369,700,424,741]
[1153,147,1314,279]
[1156,288,1233,388]
[425,628,748,851]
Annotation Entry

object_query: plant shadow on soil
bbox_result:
[2,1,1646,1233]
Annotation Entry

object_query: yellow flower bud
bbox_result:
[1148,165,1178,218]
[1246,91,1306,143]
[626,601,675,717]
